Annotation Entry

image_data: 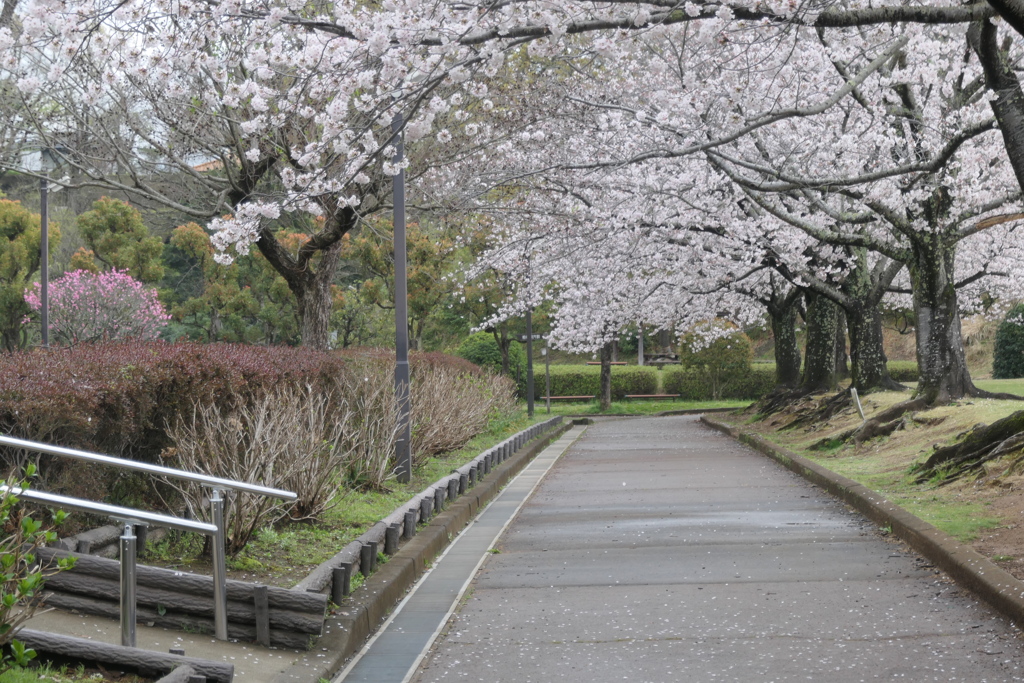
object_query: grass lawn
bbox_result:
[0,662,149,683]
[975,377,1024,396]
[532,398,750,416]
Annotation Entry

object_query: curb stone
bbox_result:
[270,421,574,683]
[701,415,1024,629]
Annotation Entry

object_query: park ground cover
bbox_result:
[721,379,1024,580]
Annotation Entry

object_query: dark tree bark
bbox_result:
[845,301,900,392]
[839,253,905,393]
[834,309,850,381]
[907,234,977,403]
[800,291,840,393]
[255,203,356,350]
[492,324,512,375]
[599,341,613,411]
[968,20,1024,193]
[766,285,803,389]
[770,248,903,394]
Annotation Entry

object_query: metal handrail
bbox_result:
[0,486,217,534]
[0,435,296,500]
[2,485,218,648]
[1,433,299,646]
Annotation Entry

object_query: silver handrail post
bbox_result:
[209,487,229,641]
[119,522,137,647]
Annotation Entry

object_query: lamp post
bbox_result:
[39,149,56,349]
[525,309,535,418]
[391,112,412,484]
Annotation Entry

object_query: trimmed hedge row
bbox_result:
[532,365,657,400]
[994,304,1024,379]
[663,365,775,400]
[0,342,497,507]
[0,341,346,460]
[886,360,919,383]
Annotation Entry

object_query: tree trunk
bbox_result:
[493,326,512,374]
[599,342,612,411]
[291,241,343,350]
[846,302,902,392]
[970,20,1024,194]
[834,310,850,381]
[906,235,976,403]
[800,292,839,393]
[255,204,355,350]
[769,297,802,388]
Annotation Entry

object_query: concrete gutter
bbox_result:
[701,415,1024,629]
[271,420,574,683]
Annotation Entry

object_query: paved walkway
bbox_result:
[404,415,1024,682]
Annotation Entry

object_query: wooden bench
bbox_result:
[624,394,680,400]
[546,395,596,401]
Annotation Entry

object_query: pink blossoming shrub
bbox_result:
[24,269,169,346]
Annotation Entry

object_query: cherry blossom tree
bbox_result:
[447,16,1024,407]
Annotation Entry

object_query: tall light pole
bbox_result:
[525,309,535,418]
[39,149,55,349]
[392,112,412,484]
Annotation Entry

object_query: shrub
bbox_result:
[887,360,920,383]
[163,386,352,555]
[994,304,1024,379]
[24,269,169,346]
[0,341,346,499]
[1,467,75,671]
[663,364,774,400]
[677,321,753,400]
[533,365,657,400]
[455,332,526,380]
[339,348,517,465]
[411,367,517,459]
[160,348,515,553]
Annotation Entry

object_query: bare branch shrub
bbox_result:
[163,385,350,554]
[332,363,399,490]
[164,352,518,555]
[410,369,518,462]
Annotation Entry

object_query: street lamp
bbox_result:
[38,148,58,349]
[391,112,412,484]
[525,308,534,418]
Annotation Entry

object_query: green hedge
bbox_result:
[663,365,775,400]
[886,361,919,382]
[699,360,919,392]
[533,365,657,400]
[994,304,1024,379]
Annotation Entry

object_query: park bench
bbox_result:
[546,395,596,401]
[624,394,680,400]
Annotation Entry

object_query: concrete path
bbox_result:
[334,426,586,682]
[410,415,1024,682]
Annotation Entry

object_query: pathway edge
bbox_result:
[701,415,1024,629]
[269,421,574,683]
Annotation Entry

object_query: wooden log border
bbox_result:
[15,629,234,682]
[36,547,326,649]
